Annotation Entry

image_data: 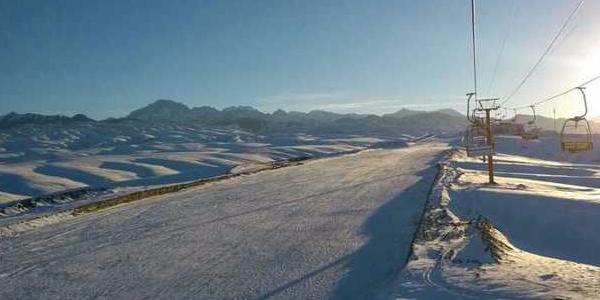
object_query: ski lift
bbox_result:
[464,93,495,157]
[510,108,526,136]
[521,106,539,140]
[561,87,593,153]
[471,109,486,124]
[501,108,509,121]
[494,109,505,125]
[465,123,493,157]
[497,108,516,135]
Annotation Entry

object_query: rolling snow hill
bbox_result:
[0,100,467,203]
[0,121,407,203]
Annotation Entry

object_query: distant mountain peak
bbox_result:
[383,108,464,119]
[0,112,94,129]
[383,108,425,119]
[272,109,287,117]
[155,99,177,103]
[127,99,191,122]
[223,106,259,112]
[435,108,464,117]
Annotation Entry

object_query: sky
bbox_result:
[1,0,600,120]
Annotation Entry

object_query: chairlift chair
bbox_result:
[521,106,539,140]
[464,93,495,157]
[465,123,494,157]
[560,87,594,153]
[497,108,516,135]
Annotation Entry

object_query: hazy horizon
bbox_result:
[0,98,470,120]
[2,97,595,121]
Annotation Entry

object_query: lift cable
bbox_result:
[499,0,584,107]
[470,0,478,98]
[510,73,600,110]
[548,22,580,58]
[487,0,516,95]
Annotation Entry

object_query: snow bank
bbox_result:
[453,150,600,267]
[496,134,600,164]
[384,146,600,300]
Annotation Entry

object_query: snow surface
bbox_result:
[383,135,600,300]
[5,130,596,299]
[0,142,448,300]
[0,123,409,206]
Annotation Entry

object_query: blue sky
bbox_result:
[1,0,600,119]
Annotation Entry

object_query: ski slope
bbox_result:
[0,142,448,300]
[385,135,600,300]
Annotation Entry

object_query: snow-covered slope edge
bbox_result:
[382,149,600,300]
[0,156,313,239]
[0,141,381,239]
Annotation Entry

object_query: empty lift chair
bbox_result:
[561,87,594,152]
[465,123,493,157]
[521,106,539,140]
[497,108,518,135]
[464,93,494,157]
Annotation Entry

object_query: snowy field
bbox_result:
[385,135,600,300]
[4,131,597,300]
[0,142,448,300]
[0,123,411,204]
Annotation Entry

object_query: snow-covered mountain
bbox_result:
[0,112,94,129]
[127,99,194,122]
[383,107,464,119]
[1,99,468,136]
[122,99,468,135]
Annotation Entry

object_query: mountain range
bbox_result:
[0,99,468,136]
[0,112,94,130]
[124,99,470,135]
